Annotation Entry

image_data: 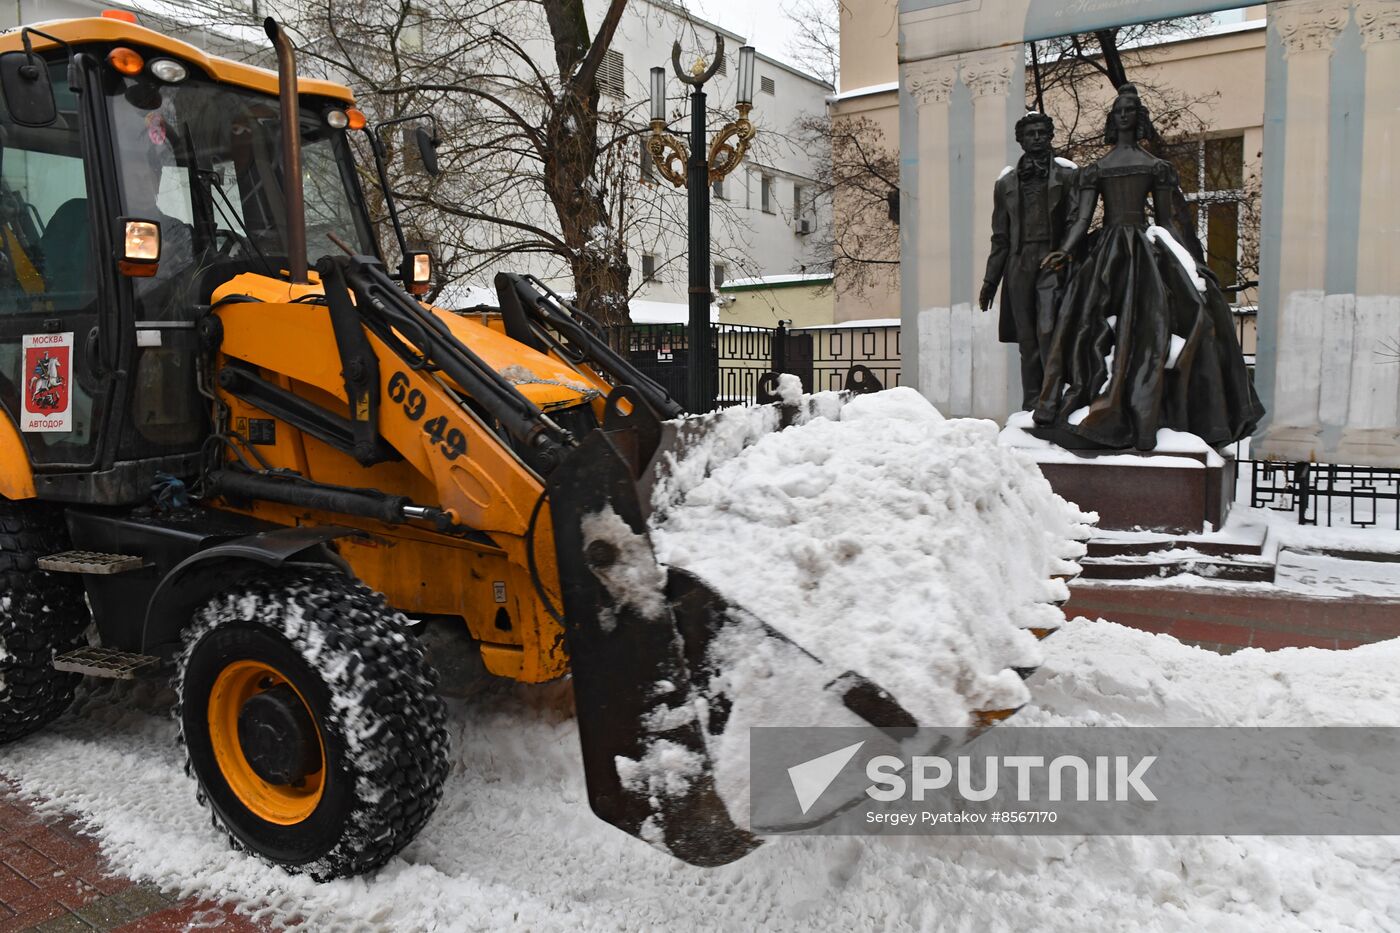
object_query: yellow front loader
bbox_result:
[0,15,1045,879]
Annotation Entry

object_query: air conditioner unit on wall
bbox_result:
[797,218,812,236]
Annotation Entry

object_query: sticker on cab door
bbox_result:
[21,332,73,432]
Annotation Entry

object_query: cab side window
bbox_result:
[0,127,96,313]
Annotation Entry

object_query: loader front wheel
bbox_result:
[0,501,90,745]
[176,573,450,879]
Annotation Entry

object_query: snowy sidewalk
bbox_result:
[4,622,1400,931]
[1066,582,1400,651]
[0,780,266,933]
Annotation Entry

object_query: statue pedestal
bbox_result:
[1000,414,1235,534]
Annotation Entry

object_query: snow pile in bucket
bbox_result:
[650,382,1095,729]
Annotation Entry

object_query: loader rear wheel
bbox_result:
[176,572,450,879]
[0,501,90,745]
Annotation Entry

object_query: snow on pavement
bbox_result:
[4,618,1399,932]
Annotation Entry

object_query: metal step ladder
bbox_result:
[37,551,146,574]
[52,647,163,679]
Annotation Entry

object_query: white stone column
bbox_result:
[1261,0,1349,458]
[963,50,1017,422]
[907,59,957,413]
[1355,0,1400,296]
[1336,0,1400,464]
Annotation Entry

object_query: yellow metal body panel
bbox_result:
[5,18,354,103]
[0,411,35,500]
[211,274,583,683]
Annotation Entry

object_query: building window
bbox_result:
[760,175,774,213]
[760,75,775,95]
[713,263,726,289]
[641,253,656,282]
[793,184,805,219]
[887,187,900,224]
[598,50,625,99]
[641,140,655,182]
[1164,135,1246,292]
[712,178,725,200]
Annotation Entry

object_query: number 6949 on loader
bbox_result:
[0,15,1048,880]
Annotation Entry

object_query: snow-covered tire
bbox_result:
[0,501,89,745]
[176,572,450,880]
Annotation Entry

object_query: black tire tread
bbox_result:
[175,571,450,879]
[0,501,89,745]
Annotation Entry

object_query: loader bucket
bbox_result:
[546,388,944,865]
[546,428,761,866]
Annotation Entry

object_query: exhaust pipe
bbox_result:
[264,18,308,285]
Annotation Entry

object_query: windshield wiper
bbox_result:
[200,168,274,278]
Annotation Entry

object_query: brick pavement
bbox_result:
[1065,583,1400,652]
[0,780,268,933]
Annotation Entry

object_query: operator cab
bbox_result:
[0,19,375,500]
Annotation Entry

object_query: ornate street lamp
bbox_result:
[647,38,757,412]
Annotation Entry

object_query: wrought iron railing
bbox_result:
[614,322,691,405]
[609,319,904,411]
[714,323,777,406]
[610,321,778,410]
[787,323,902,393]
[1246,459,1400,529]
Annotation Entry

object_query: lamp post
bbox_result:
[648,39,757,412]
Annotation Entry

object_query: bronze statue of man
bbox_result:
[979,112,1077,410]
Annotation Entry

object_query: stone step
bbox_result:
[37,550,147,574]
[1086,537,1267,559]
[52,647,163,679]
[1078,555,1276,583]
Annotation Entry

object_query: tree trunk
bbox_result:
[1094,29,1130,90]
[540,0,633,326]
[543,103,631,325]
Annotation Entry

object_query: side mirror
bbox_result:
[0,51,56,127]
[414,126,440,177]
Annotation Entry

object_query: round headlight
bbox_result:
[326,110,349,130]
[149,58,187,83]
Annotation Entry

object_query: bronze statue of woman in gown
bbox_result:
[1034,85,1264,451]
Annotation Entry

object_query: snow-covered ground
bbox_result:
[4,618,1399,932]
[5,392,1397,929]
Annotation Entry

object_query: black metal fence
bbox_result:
[612,322,691,404]
[610,320,902,411]
[715,324,779,405]
[611,322,779,410]
[1246,460,1400,530]
[787,323,902,394]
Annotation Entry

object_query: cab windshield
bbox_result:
[108,73,375,318]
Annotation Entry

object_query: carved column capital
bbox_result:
[906,59,956,106]
[1357,0,1400,47]
[962,54,1014,99]
[1276,0,1349,56]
